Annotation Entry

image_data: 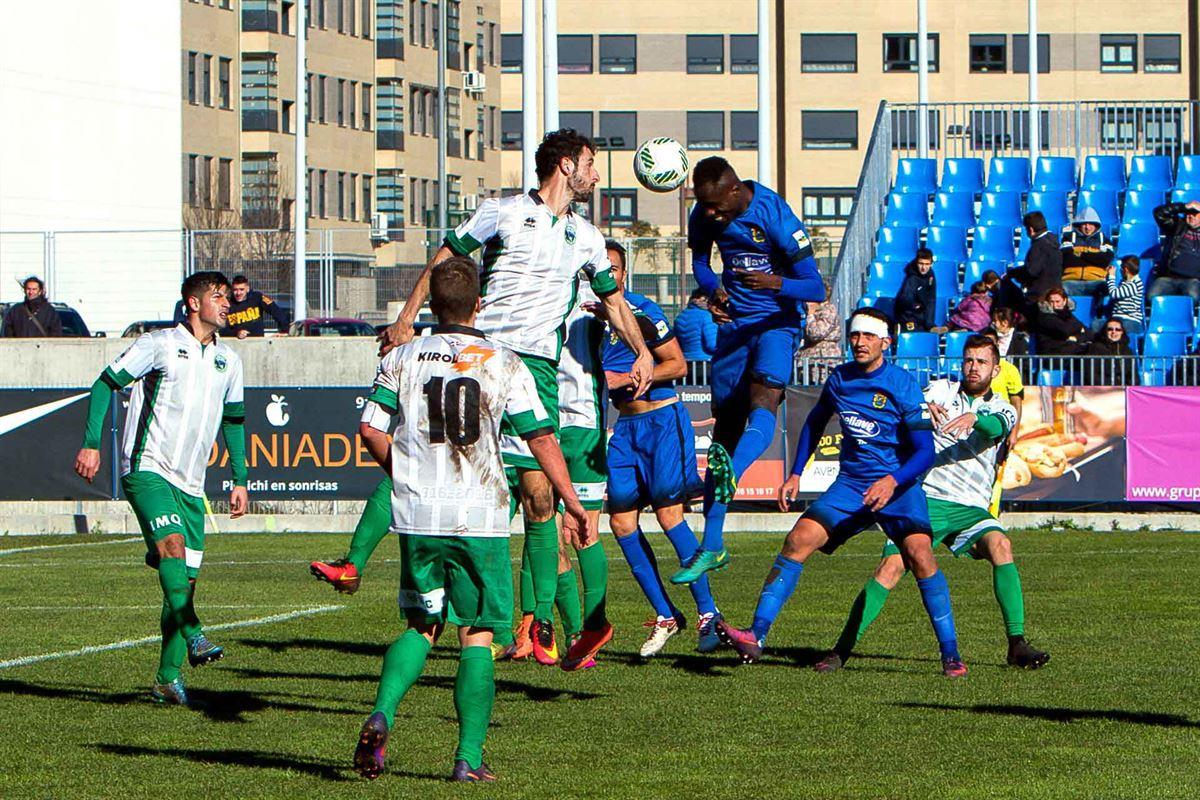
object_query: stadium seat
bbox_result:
[926,226,968,264]
[1038,369,1067,387]
[1142,333,1188,377]
[876,226,920,262]
[884,192,930,229]
[1122,190,1166,226]
[1072,295,1095,327]
[896,331,939,358]
[986,157,1032,194]
[866,261,905,298]
[963,259,1004,288]
[1076,190,1120,234]
[979,192,1023,229]
[1171,188,1199,204]
[1026,191,1070,235]
[1139,367,1171,387]
[895,158,938,195]
[1032,156,1077,193]
[932,260,960,297]
[971,226,1017,263]
[1082,155,1127,192]
[930,192,976,228]
[940,158,985,194]
[1116,222,1162,273]
[943,330,973,359]
[1016,229,1032,264]
[1129,155,1173,193]
[1176,154,1200,190]
[1147,296,1195,334]
[857,295,896,321]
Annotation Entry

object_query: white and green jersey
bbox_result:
[106,325,244,497]
[444,191,619,362]
[361,326,551,538]
[558,285,606,432]
[922,379,1017,510]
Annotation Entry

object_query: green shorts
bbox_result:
[502,354,559,471]
[881,498,1004,560]
[560,425,607,510]
[122,470,207,578]
[398,533,513,629]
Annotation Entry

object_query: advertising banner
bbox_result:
[0,389,113,500]
[674,386,786,502]
[1126,388,1200,503]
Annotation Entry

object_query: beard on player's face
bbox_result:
[568,172,594,202]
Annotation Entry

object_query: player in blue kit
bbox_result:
[673,157,825,585]
[717,308,969,677]
[596,253,722,656]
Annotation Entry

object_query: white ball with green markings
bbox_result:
[634,137,689,193]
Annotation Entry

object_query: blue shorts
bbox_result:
[607,402,702,513]
[803,478,933,554]
[711,317,803,409]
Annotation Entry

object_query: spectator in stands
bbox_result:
[1104,255,1145,335]
[989,306,1029,357]
[948,280,993,332]
[1085,318,1135,386]
[2,276,63,338]
[1149,200,1200,303]
[981,269,1001,295]
[226,275,290,338]
[674,289,718,361]
[797,278,840,383]
[1060,207,1114,300]
[998,212,1062,322]
[894,247,937,332]
[1033,287,1087,356]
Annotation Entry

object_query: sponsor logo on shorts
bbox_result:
[399,587,445,613]
[840,411,880,439]
[151,513,182,531]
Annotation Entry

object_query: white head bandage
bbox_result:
[849,314,890,339]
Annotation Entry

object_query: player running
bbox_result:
[352,257,591,782]
[599,248,722,656]
[73,271,248,706]
[814,334,1050,673]
[673,157,825,585]
[717,308,968,677]
[377,129,652,665]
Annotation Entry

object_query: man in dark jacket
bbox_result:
[2,276,63,337]
[226,275,290,338]
[894,247,937,332]
[1000,211,1062,322]
[1149,201,1200,303]
[1033,288,1087,356]
[1060,207,1113,300]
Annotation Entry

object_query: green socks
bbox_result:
[347,478,394,574]
[576,541,609,631]
[454,646,495,770]
[555,569,583,639]
[992,562,1026,637]
[373,629,431,728]
[519,547,536,616]
[155,598,187,684]
[157,557,201,642]
[833,579,893,658]
[525,518,559,620]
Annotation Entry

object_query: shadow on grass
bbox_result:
[234,637,386,658]
[897,702,1200,728]
[419,674,603,702]
[90,743,359,782]
[225,666,377,683]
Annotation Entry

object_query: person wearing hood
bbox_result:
[1085,318,1135,385]
[2,276,63,337]
[894,248,937,332]
[1033,287,1087,356]
[1060,207,1114,301]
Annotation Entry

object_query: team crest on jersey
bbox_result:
[748,225,766,243]
[872,392,887,409]
[565,223,576,244]
[214,354,228,372]
[452,344,495,373]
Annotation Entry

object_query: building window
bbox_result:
[559,34,593,73]
[599,34,636,74]
[731,111,757,150]
[687,111,724,150]
[969,109,1012,150]
[242,0,279,32]
[447,87,462,158]
[501,110,522,150]
[687,34,723,74]
[201,55,212,105]
[601,189,637,226]
[362,0,372,38]
[241,55,278,131]
[729,34,757,73]
[475,105,485,159]
[185,154,198,205]
[891,108,940,150]
[186,52,198,104]
[803,188,854,224]
[362,83,372,130]
[377,0,404,58]
[1012,33,1050,74]
[882,33,939,72]
[446,1,461,70]
[377,169,405,238]
[282,99,293,133]
[241,153,279,221]
[281,0,293,34]
[598,111,636,150]
[560,111,593,140]
[337,78,346,126]
[218,158,232,209]
[1100,34,1137,73]
[501,32,521,72]
[1097,106,1138,148]
[802,110,857,150]
[377,79,404,150]
[968,34,1006,73]
[1145,107,1183,150]
[318,169,327,217]
[348,80,357,128]
[317,75,327,123]
[448,174,462,214]
[1144,34,1181,73]
[362,174,373,223]
[800,33,856,72]
[337,171,346,219]
[218,57,231,108]
[488,106,499,149]
[1012,109,1051,151]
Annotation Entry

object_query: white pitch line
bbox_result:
[5,604,313,612]
[0,604,343,669]
[0,537,141,557]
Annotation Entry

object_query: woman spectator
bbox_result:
[1085,318,1135,385]
[990,306,1029,357]
[948,280,993,332]
[893,248,937,332]
[1105,255,1145,336]
[1033,287,1088,356]
[797,279,841,383]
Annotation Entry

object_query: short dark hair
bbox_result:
[851,306,893,338]
[689,288,708,302]
[181,271,231,304]
[991,306,1014,325]
[692,156,737,191]
[534,129,595,182]
[970,280,988,293]
[605,239,627,269]
[982,269,1000,284]
[963,333,1000,364]
[1023,211,1047,234]
[429,256,481,322]
[232,274,249,285]
[915,248,933,262]
[1043,286,1068,303]
[1121,255,1140,274]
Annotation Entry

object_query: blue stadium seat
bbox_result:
[866,261,905,298]
[932,260,960,297]
[972,226,1017,263]
[1016,229,1032,264]
[1129,155,1173,192]
[1026,191,1070,235]
[986,157,1032,194]
[1139,367,1171,387]
[1038,369,1068,387]
[1142,333,1188,378]
[1072,295,1095,327]
[943,330,973,359]
[940,158,985,194]
[884,192,930,229]
[1122,190,1166,226]
[1032,156,1077,193]
[979,192,1023,229]
[926,226,968,264]
[1076,190,1120,234]
[876,226,920,262]
[1147,296,1195,334]
[896,332,940,358]
[857,295,896,321]
[1171,188,1199,204]
[964,259,1004,288]
[895,158,938,195]
[1082,155,1127,192]
[930,193,976,228]
[1176,155,1200,190]
[1116,222,1162,270]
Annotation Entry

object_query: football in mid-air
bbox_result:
[634,137,689,192]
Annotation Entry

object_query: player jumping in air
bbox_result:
[353,257,592,782]
[74,271,249,706]
[717,308,968,677]
[673,157,825,585]
[815,335,1049,672]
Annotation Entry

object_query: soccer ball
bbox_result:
[634,137,689,193]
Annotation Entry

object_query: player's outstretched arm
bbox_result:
[75,369,135,483]
[222,408,249,517]
[527,432,595,547]
[379,245,453,355]
[600,292,654,399]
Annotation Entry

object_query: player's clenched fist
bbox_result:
[74,448,100,483]
[777,473,802,512]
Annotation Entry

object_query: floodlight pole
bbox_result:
[1028,0,1040,160]
[917,0,929,159]
[521,0,538,190]
[543,0,559,133]
[437,0,448,232]
[293,0,308,320]
[757,0,771,184]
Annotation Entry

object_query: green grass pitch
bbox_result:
[2,529,1199,799]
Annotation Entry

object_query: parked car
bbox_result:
[0,301,98,337]
[372,321,435,338]
[122,320,178,337]
[289,317,379,337]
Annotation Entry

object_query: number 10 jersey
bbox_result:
[361,326,552,538]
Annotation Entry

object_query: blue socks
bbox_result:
[701,407,777,553]
[663,522,717,616]
[700,500,727,552]
[751,555,804,642]
[916,570,960,661]
[615,528,675,619]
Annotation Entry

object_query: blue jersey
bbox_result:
[601,290,676,404]
[688,181,821,325]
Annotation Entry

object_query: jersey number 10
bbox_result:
[423,376,482,446]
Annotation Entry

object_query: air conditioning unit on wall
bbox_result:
[463,71,486,94]
[370,212,388,241]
